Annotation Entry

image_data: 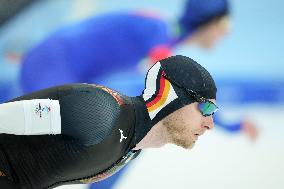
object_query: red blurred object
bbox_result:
[6,52,22,64]
[148,45,172,64]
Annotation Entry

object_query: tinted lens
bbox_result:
[198,101,219,116]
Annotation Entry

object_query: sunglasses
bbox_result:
[162,72,219,117]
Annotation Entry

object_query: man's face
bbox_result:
[201,16,231,49]
[162,99,215,149]
[185,16,231,49]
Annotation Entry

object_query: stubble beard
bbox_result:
[162,115,195,150]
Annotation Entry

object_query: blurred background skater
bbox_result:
[20,0,231,93]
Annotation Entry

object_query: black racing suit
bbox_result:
[0,84,152,189]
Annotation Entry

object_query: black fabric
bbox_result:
[151,98,184,126]
[130,96,152,144]
[60,89,120,146]
[9,84,120,146]
[141,55,217,126]
[0,84,148,189]
[1,135,83,188]
[160,55,217,101]
[0,177,21,189]
[0,146,17,182]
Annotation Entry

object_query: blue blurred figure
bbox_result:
[21,0,230,92]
